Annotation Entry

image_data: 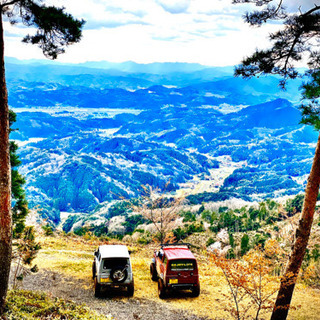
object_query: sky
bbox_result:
[3,0,316,67]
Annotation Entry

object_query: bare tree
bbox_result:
[212,244,282,320]
[133,185,185,243]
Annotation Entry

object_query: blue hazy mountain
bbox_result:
[7,59,315,222]
[5,58,239,89]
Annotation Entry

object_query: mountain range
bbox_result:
[7,58,316,223]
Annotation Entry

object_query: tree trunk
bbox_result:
[0,12,12,315]
[271,132,320,320]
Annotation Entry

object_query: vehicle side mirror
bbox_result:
[128,250,132,255]
[94,250,98,257]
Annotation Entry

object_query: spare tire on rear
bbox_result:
[110,267,128,283]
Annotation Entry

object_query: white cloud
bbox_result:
[3,0,309,66]
[156,0,191,14]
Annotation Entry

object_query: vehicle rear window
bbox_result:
[169,260,195,271]
[102,258,129,270]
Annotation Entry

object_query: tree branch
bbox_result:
[0,0,20,10]
[302,5,320,17]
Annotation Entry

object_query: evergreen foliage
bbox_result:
[62,215,79,233]
[173,221,205,241]
[180,210,196,222]
[9,110,28,238]
[301,71,320,130]
[12,226,41,288]
[5,1,85,59]
[240,234,250,256]
[187,191,250,204]
[233,1,320,318]
[108,201,132,218]
[122,214,146,234]
[233,1,320,88]
[42,224,54,236]
[285,194,305,216]
[0,2,84,314]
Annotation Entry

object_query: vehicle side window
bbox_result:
[159,249,164,261]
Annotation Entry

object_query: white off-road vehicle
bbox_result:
[92,244,134,297]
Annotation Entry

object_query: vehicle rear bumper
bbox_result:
[99,277,133,287]
[168,283,198,290]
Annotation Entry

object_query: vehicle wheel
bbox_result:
[150,263,158,281]
[110,267,128,283]
[191,284,200,297]
[158,279,167,299]
[94,277,101,297]
[92,261,96,280]
[127,279,134,297]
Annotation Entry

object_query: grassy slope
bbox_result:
[18,235,320,320]
[5,289,107,320]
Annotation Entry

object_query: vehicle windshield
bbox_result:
[169,259,195,271]
[102,258,129,270]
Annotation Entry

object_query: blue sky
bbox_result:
[4,0,313,66]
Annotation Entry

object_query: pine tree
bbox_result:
[233,1,320,319]
[0,1,84,314]
[10,110,28,238]
[240,233,250,256]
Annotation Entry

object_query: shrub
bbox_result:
[174,221,205,241]
[180,210,196,222]
[92,224,108,237]
[73,227,88,237]
[122,214,146,234]
[206,237,215,247]
[12,226,41,288]
[62,215,79,233]
[212,247,280,320]
[4,290,108,319]
[303,261,320,288]
[240,234,250,256]
[229,233,235,248]
[137,231,152,244]
[285,194,304,216]
[226,248,236,259]
[42,224,54,236]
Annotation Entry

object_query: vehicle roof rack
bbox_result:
[160,243,191,248]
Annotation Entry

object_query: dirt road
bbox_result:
[19,269,212,320]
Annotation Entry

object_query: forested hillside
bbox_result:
[8,60,316,223]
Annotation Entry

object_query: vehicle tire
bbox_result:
[150,263,158,281]
[127,279,134,297]
[92,261,96,280]
[110,267,128,283]
[94,277,101,297]
[158,279,167,299]
[191,284,200,297]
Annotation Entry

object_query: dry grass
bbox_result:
[32,235,320,320]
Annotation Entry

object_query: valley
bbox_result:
[7,60,317,226]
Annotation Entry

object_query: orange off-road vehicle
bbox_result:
[150,243,200,298]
